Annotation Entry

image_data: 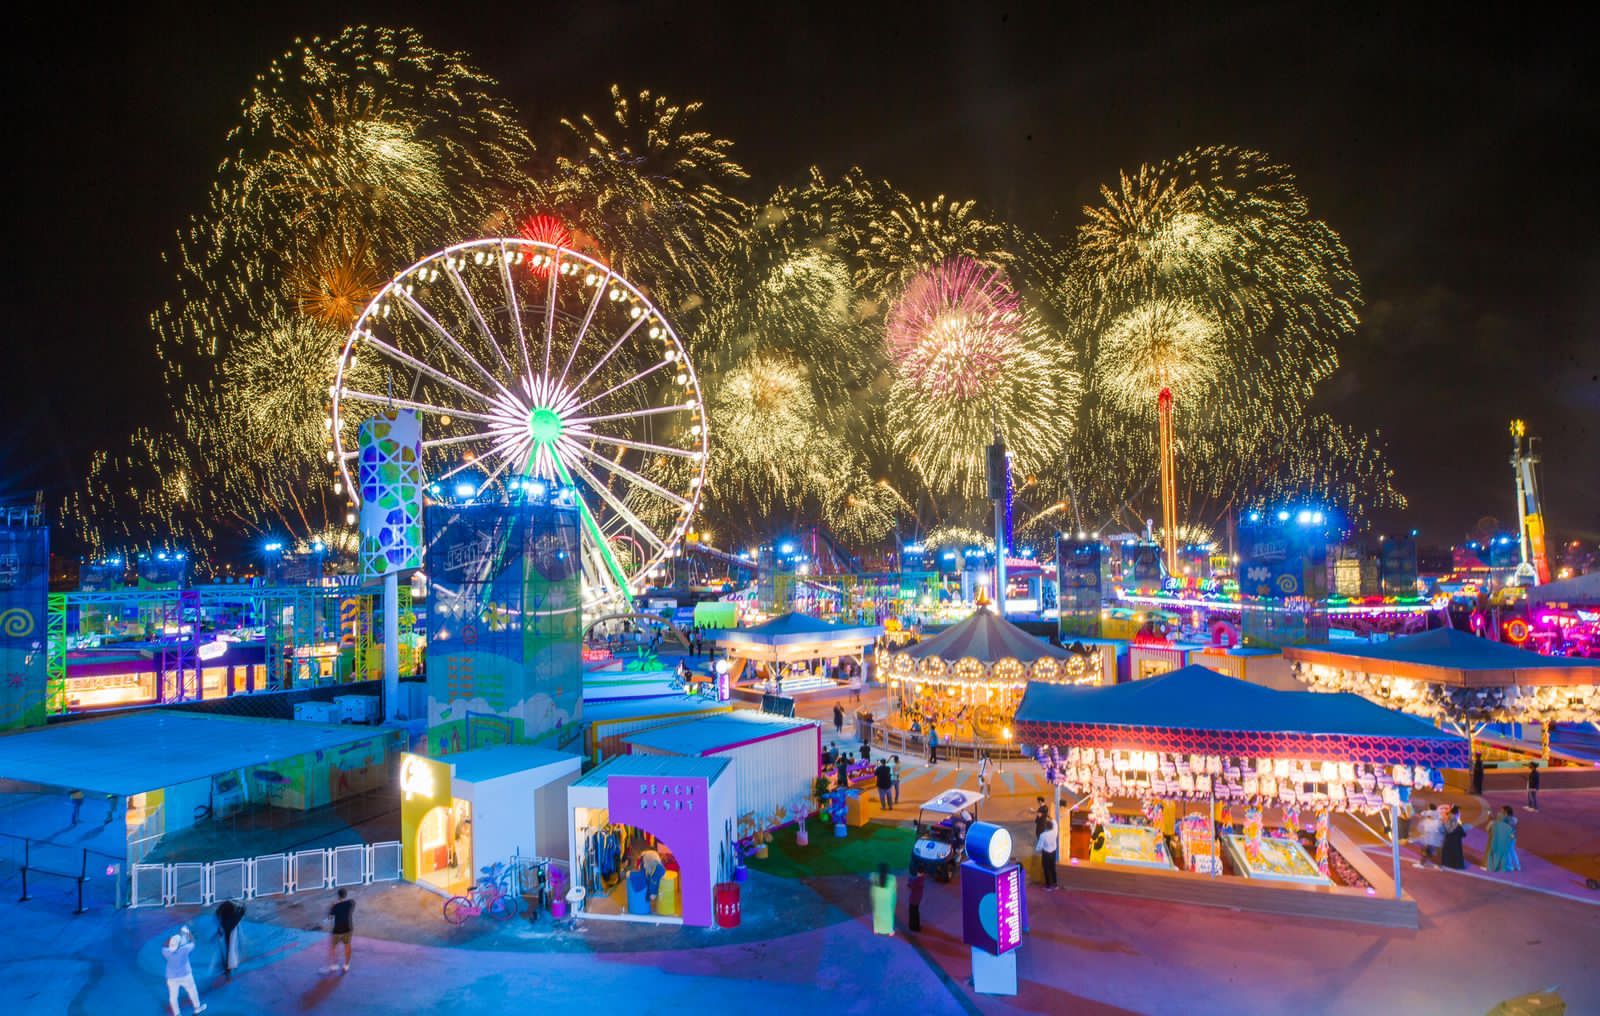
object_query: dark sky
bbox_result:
[9,2,1598,549]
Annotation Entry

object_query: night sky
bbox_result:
[9,3,1597,549]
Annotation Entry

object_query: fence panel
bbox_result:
[331,845,365,887]
[211,858,248,902]
[131,864,166,908]
[252,854,289,898]
[170,863,207,907]
[291,849,328,893]
[369,841,401,883]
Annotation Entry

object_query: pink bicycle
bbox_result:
[442,865,519,925]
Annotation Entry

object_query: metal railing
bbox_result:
[1,834,125,914]
[129,841,402,908]
[867,722,1028,764]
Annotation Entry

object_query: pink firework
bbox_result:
[886,257,1022,400]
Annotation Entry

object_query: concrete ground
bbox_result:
[2,680,1595,1014]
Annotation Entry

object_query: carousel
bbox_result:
[882,604,1103,745]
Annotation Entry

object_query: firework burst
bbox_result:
[1093,299,1222,412]
[886,258,1080,499]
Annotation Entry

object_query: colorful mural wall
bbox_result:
[0,524,48,730]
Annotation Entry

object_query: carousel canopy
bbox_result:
[1282,628,1600,688]
[900,606,1073,664]
[710,612,881,652]
[1015,665,1467,767]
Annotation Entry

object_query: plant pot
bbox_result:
[796,824,809,847]
[733,862,749,882]
[755,843,769,859]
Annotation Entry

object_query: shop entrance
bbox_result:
[415,799,473,896]
[574,808,683,922]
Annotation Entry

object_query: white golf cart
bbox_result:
[910,789,985,883]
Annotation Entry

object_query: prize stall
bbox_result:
[881,607,1110,747]
[566,755,738,927]
[400,746,583,897]
[1016,665,1467,927]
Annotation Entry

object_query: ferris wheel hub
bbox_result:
[528,406,564,445]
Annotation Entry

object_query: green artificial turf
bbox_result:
[746,818,916,879]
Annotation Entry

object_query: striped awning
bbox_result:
[901,607,1073,664]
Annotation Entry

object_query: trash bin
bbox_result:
[565,885,586,914]
[714,881,741,928]
[655,871,680,916]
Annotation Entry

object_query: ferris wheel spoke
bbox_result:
[570,309,651,397]
[497,240,535,394]
[337,390,501,426]
[431,431,530,487]
[564,440,692,511]
[543,252,559,382]
[394,286,521,407]
[354,331,500,412]
[422,430,507,452]
[441,260,515,381]
[578,430,704,460]
[567,358,673,416]
[560,455,668,552]
[557,271,610,391]
[565,403,690,428]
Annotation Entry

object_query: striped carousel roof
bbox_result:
[901,607,1074,664]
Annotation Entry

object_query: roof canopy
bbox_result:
[710,611,880,663]
[1015,665,1466,767]
[901,607,1073,664]
[624,712,817,756]
[1282,628,1600,688]
[0,711,393,797]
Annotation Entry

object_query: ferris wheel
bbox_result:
[329,237,709,612]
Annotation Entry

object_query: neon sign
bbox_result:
[400,755,437,802]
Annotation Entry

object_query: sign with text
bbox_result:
[608,774,716,927]
[961,861,1026,955]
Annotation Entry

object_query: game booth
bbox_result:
[711,612,881,696]
[1016,665,1468,928]
[566,755,738,926]
[400,746,582,897]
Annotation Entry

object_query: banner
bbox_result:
[0,525,48,730]
[1238,517,1327,647]
[1056,537,1105,639]
[1379,536,1418,598]
[425,501,581,752]
[358,410,424,579]
[1129,542,1164,592]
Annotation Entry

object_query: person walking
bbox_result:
[906,869,925,932]
[1037,819,1060,890]
[1526,762,1540,810]
[1470,753,1486,796]
[928,727,940,765]
[874,759,893,811]
[322,888,356,974]
[890,756,902,806]
[215,899,246,977]
[69,789,84,825]
[1440,807,1467,870]
[833,703,845,736]
[1034,797,1051,839]
[162,926,206,1014]
[1485,805,1521,872]
[1414,805,1444,868]
[978,753,991,794]
[870,862,897,935]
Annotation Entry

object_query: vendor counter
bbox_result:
[1222,832,1330,887]
[1090,823,1175,871]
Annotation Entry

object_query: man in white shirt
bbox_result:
[1036,819,1060,891]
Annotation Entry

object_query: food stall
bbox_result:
[710,612,881,695]
[1016,664,1467,926]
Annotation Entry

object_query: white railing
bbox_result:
[128,841,402,908]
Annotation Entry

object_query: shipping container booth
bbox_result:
[624,712,820,831]
[566,755,737,927]
[400,745,582,897]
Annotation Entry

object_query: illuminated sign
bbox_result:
[961,860,1026,956]
[400,754,439,802]
[198,639,228,661]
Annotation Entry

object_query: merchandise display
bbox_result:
[1091,821,1175,871]
[1222,832,1330,886]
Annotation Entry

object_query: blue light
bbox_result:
[454,482,478,499]
[1277,510,1291,522]
[157,551,168,560]
[1248,512,1261,522]
[1311,511,1324,525]
[528,480,547,498]
[780,542,795,554]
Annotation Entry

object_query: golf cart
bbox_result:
[911,789,985,882]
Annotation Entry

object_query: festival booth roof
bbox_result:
[901,606,1074,664]
[709,612,880,661]
[623,711,817,756]
[0,710,395,798]
[1281,628,1600,688]
[1014,665,1467,767]
[1527,571,1600,607]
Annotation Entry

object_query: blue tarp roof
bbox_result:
[1015,665,1458,744]
[1290,627,1594,672]
[447,745,582,784]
